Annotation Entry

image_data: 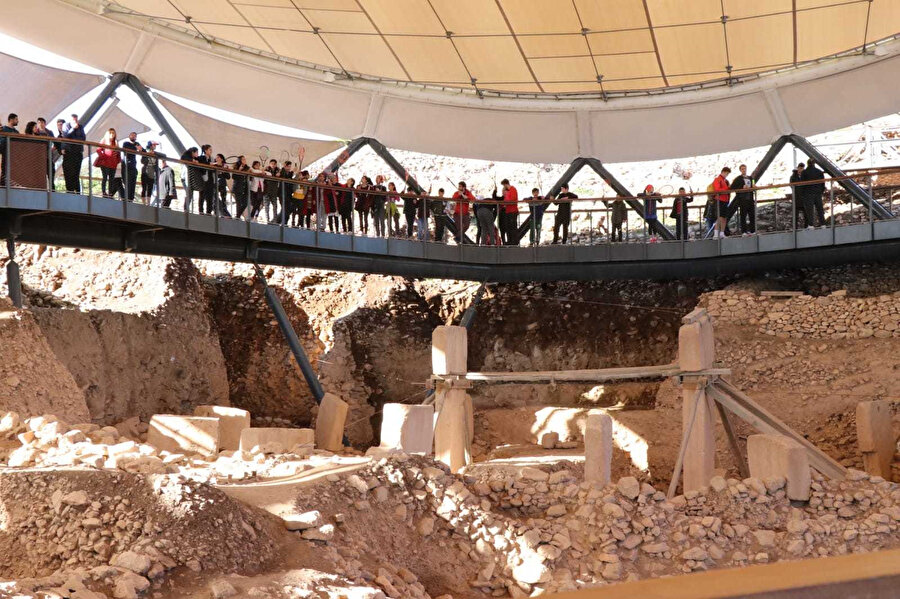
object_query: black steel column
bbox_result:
[751,135,790,182]
[254,263,325,403]
[789,134,892,220]
[79,72,129,128]
[324,137,370,176]
[586,158,675,240]
[124,74,187,156]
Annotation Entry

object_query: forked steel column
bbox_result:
[124,74,187,156]
[78,72,128,127]
[585,158,675,240]
[254,263,324,403]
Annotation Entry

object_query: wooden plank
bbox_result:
[709,382,846,480]
[550,547,900,599]
[434,364,733,385]
[715,401,749,479]
[760,290,804,297]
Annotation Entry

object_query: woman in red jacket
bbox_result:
[95,128,121,198]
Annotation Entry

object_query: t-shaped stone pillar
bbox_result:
[431,325,471,472]
[856,400,895,480]
[678,308,715,372]
[584,411,613,485]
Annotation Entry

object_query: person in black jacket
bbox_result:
[213,153,232,217]
[800,160,826,228]
[671,187,693,240]
[729,164,755,234]
[553,184,576,244]
[264,159,280,223]
[197,144,215,214]
[231,156,249,219]
[789,162,806,228]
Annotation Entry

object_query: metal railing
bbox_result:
[1,131,899,256]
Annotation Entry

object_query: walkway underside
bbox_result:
[4,204,900,282]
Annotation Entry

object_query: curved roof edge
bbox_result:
[5,0,900,163]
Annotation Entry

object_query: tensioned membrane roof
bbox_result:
[100,0,900,96]
[4,0,900,164]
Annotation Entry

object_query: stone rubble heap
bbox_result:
[0,468,283,599]
[702,289,900,339]
[294,455,900,597]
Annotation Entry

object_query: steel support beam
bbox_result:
[324,137,474,243]
[253,263,325,403]
[789,133,892,220]
[123,74,187,156]
[5,238,21,308]
[515,157,675,242]
[585,158,675,240]
[750,135,790,182]
[78,72,128,128]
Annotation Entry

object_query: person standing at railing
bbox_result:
[263,159,280,223]
[431,187,447,242]
[611,196,627,242]
[0,113,19,186]
[452,181,474,243]
[140,141,159,202]
[638,185,660,239]
[712,166,732,239]
[248,160,265,220]
[387,181,401,235]
[528,187,547,246]
[231,156,250,219]
[34,118,56,190]
[403,184,418,238]
[475,192,498,245]
[552,184,575,244]
[122,132,142,201]
[154,159,176,208]
[416,187,429,241]
[729,164,755,235]
[800,160,826,228]
[372,174,388,238]
[294,170,311,228]
[355,176,372,235]
[498,178,519,245]
[94,128,121,198]
[214,153,232,217]
[277,160,295,224]
[671,187,693,240]
[60,114,85,194]
[790,163,806,228]
[181,147,203,213]
[198,145,216,215]
[336,177,352,233]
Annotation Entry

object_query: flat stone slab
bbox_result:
[315,393,348,452]
[147,415,219,457]
[748,434,811,501]
[240,428,314,453]
[194,406,250,451]
[432,326,467,375]
[381,403,434,454]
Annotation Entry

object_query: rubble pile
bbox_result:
[293,455,900,597]
[0,468,284,598]
[703,289,900,339]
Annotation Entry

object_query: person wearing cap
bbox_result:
[140,140,159,202]
[637,184,660,236]
[790,162,806,228]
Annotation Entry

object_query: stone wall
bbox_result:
[702,289,900,339]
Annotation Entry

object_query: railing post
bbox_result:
[46,139,52,208]
[830,181,835,230]
[5,133,11,193]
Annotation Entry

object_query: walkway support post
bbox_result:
[78,72,129,127]
[5,238,21,308]
[124,74,187,156]
[253,263,324,403]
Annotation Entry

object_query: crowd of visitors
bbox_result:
[0,112,837,246]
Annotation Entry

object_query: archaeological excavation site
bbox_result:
[0,246,899,599]
[3,3,900,596]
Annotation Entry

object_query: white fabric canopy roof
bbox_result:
[85,101,150,141]
[155,94,342,167]
[0,48,103,124]
[2,0,899,163]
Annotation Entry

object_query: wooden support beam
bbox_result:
[432,364,730,385]
[708,380,846,480]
